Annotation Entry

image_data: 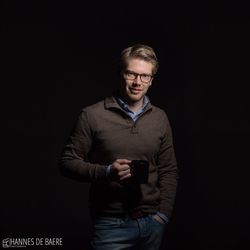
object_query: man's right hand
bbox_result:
[110,159,132,181]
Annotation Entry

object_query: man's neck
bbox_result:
[118,92,144,113]
[126,99,144,113]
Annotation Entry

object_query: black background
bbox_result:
[2,1,250,249]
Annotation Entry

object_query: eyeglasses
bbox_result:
[123,70,153,84]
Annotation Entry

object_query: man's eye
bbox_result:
[142,75,150,79]
[127,72,135,77]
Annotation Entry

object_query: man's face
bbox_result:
[120,58,154,104]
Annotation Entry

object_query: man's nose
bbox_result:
[133,75,141,84]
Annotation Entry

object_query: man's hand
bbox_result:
[110,159,132,181]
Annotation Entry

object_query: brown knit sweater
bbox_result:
[59,95,178,218]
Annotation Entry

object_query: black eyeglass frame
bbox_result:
[122,70,154,84]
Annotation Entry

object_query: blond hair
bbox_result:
[119,44,159,75]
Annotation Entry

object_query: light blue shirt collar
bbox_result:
[116,96,150,121]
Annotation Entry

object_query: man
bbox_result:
[59,44,178,250]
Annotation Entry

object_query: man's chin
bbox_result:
[128,94,143,102]
[120,89,144,103]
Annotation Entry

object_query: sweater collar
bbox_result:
[104,91,152,112]
[116,95,150,114]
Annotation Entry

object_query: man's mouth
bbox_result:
[129,88,142,94]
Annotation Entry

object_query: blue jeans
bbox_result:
[91,214,166,250]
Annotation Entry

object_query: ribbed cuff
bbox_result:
[156,211,169,223]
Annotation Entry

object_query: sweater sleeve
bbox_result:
[58,109,107,182]
[157,112,178,218]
